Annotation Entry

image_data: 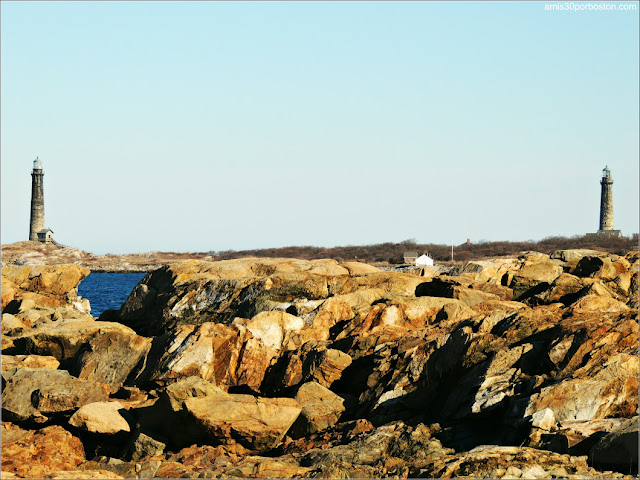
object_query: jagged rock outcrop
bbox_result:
[131,322,274,390]
[68,402,132,434]
[1,354,60,371]
[136,376,229,450]
[109,258,426,336]
[1,424,86,478]
[126,432,166,462]
[419,444,631,479]
[1,368,109,424]
[524,352,638,422]
[1,265,95,372]
[73,329,152,393]
[184,393,302,451]
[11,320,143,367]
[509,255,564,301]
[261,341,353,395]
[590,416,638,471]
[289,381,346,438]
[1,264,90,312]
[1,251,637,478]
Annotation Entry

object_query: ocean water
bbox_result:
[78,272,147,317]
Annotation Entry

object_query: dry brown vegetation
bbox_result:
[3,235,637,271]
[212,234,639,264]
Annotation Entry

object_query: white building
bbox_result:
[415,254,434,266]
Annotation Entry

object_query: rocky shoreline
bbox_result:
[1,242,215,273]
[1,249,638,478]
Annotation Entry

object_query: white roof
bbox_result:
[416,254,434,266]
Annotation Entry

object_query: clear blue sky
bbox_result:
[2,1,638,255]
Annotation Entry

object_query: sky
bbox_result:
[1,1,638,255]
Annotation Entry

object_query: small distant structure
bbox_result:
[37,228,54,243]
[415,254,434,266]
[596,166,621,237]
[403,251,419,264]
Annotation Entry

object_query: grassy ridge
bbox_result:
[212,234,639,264]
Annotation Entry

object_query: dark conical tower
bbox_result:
[29,157,46,241]
[597,166,621,236]
[598,166,613,232]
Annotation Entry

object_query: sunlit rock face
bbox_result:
[2,264,90,311]
[1,250,638,479]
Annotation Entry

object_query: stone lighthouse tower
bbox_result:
[29,157,47,241]
[597,166,621,236]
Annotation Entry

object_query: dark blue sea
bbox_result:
[78,272,147,317]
